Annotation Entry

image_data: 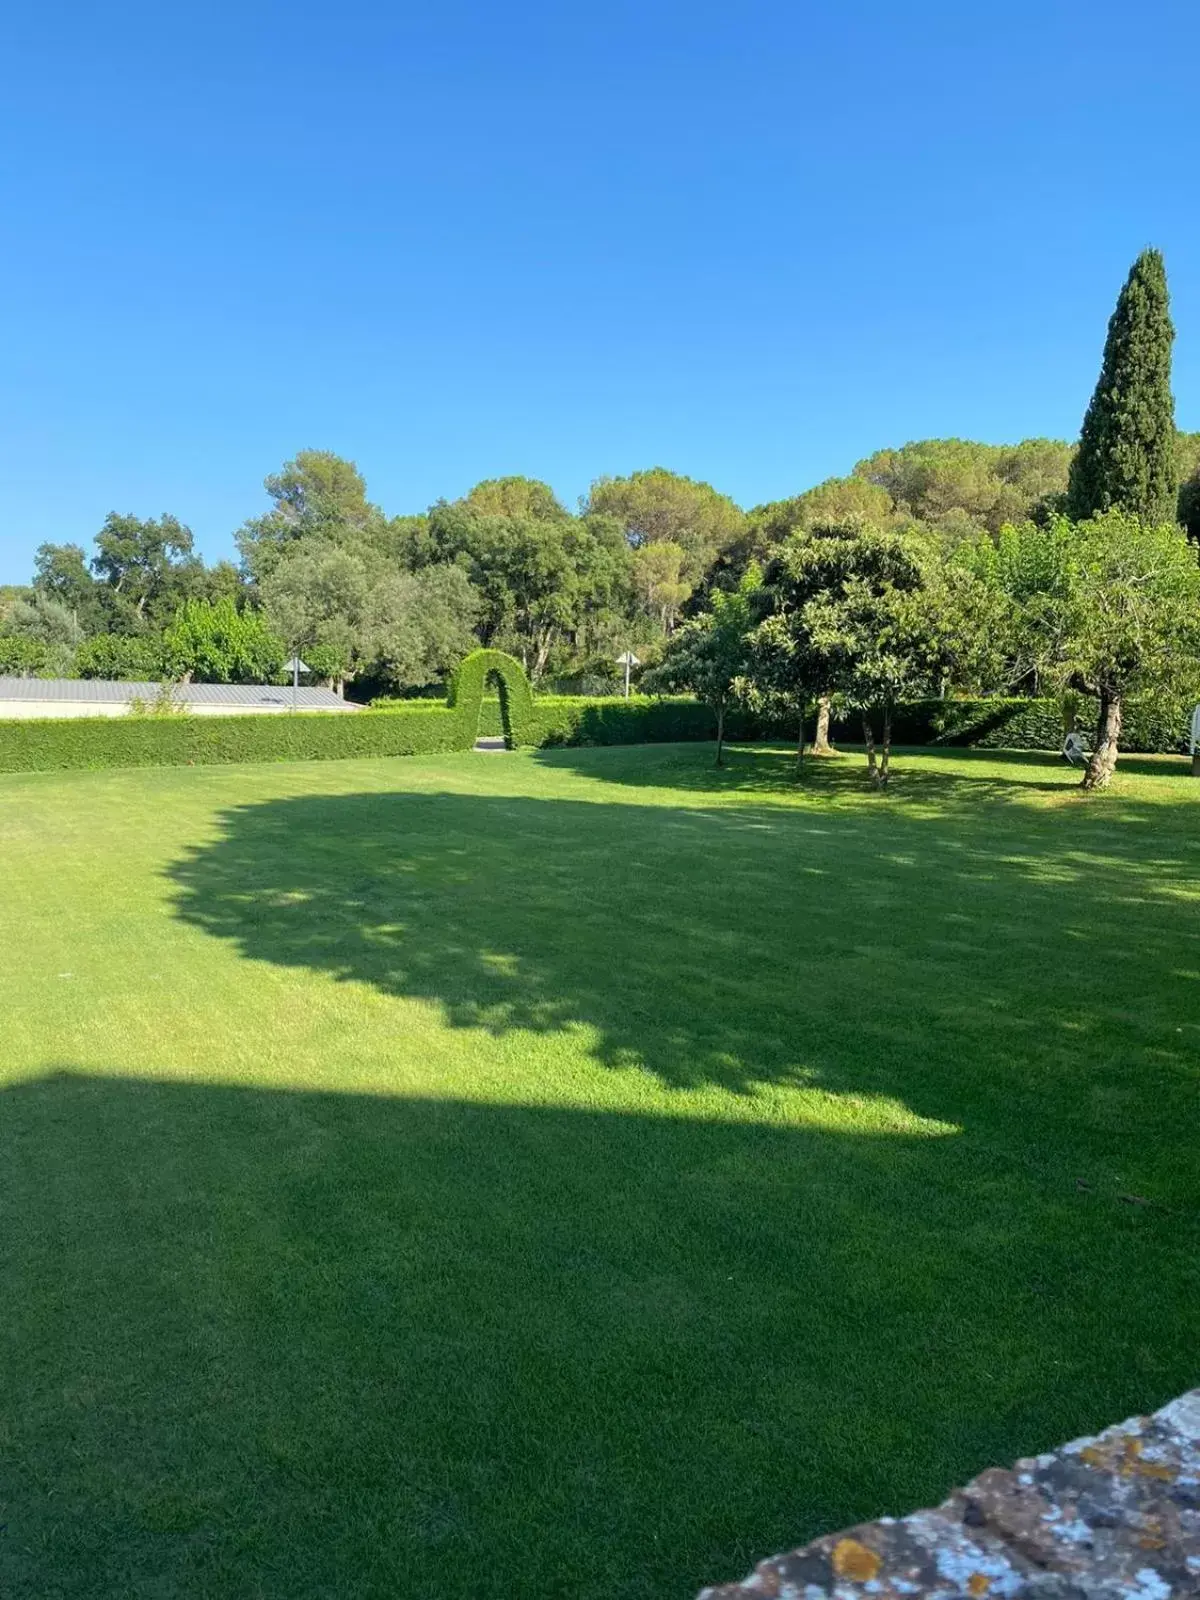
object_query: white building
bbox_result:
[0,678,361,719]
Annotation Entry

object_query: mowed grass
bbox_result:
[1,743,1197,1599]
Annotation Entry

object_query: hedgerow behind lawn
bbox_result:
[0,744,1196,1599]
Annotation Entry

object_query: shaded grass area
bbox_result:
[1,744,1198,1598]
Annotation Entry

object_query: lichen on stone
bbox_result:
[697,1390,1200,1600]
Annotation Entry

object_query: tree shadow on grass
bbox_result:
[167,786,1199,1196]
[2,1071,1194,1600]
[530,743,1195,808]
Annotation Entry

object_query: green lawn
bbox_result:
[1,743,1197,1599]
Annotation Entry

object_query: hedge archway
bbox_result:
[446,649,535,749]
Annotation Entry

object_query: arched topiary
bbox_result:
[446,649,535,749]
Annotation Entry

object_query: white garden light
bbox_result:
[616,650,640,699]
[284,656,311,713]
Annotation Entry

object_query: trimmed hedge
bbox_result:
[827,696,1191,755]
[0,703,469,773]
[0,667,1189,775]
[445,649,534,746]
[422,694,722,744]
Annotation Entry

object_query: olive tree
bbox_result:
[1052,512,1200,789]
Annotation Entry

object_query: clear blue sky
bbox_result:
[3,0,1199,582]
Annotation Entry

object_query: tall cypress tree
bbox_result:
[1066,249,1176,524]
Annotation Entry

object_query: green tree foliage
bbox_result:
[1025,513,1200,789]
[460,476,570,522]
[0,635,50,676]
[32,542,107,632]
[422,495,627,679]
[163,598,286,685]
[74,634,167,680]
[260,526,484,693]
[585,468,745,582]
[361,566,481,691]
[731,443,1077,591]
[951,520,1077,692]
[630,541,691,634]
[1174,431,1200,540]
[236,451,390,581]
[753,523,936,784]
[643,567,758,765]
[854,438,1075,534]
[259,544,371,688]
[91,512,200,625]
[1,595,83,676]
[732,477,897,583]
[1066,250,1177,524]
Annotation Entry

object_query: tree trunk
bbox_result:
[532,630,555,681]
[812,695,833,754]
[862,715,878,782]
[714,700,725,768]
[879,706,892,787]
[796,715,805,770]
[1081,691,1122,790]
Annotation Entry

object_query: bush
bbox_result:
[0,636,49,676]
[74,634,167,680]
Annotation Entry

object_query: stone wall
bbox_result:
[699,1390,1200,1599]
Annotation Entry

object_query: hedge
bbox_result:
[0,702,469,773]
[444,648,534,745]
[0,668,1190,775]
[826,696,1191,755]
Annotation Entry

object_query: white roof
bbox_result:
[0,678,359,710]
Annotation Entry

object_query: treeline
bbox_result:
[649,250,1200,791]
[3,251,1200,766]
[5,430,1200,696]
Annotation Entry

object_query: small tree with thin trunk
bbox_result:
[643,568,756,766]
[752,522,932,787]
[1047,512,1200,790]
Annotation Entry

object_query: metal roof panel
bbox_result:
[0,678,360,710]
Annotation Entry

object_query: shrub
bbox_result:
[162,599,286,684]
[74,634,167,679]
[0,636,49,676]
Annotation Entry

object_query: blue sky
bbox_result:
[2,0,1199,581]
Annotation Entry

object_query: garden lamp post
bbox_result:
[616,650,640,699]
[284,655,311,713]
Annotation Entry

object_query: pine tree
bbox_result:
[1066,249,1176,525]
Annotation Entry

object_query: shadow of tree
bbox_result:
[167,786,1199,1203]
[531,742,1194,805]
[2,1071,1194,1599]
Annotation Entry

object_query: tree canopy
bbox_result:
[1067,250,1177,524]
[585,468,745,582]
